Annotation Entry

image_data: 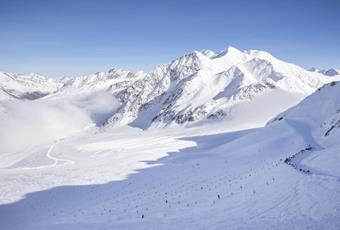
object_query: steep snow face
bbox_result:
[106,47,338,129]
[0,72,60,101]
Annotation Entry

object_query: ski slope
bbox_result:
[0,46,340,229]
[0,82,340,229]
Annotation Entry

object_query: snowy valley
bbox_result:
[0,47,340,230]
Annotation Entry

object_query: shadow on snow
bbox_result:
[0,128,255,230]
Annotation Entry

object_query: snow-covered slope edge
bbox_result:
[269,81,340,144]
[266,81,340,177]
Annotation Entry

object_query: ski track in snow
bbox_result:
[45,142,75,168]
[285,118,340,180]
[0,126,339,229]
[2,142,75,171]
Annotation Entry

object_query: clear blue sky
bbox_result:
[0,0,339,77]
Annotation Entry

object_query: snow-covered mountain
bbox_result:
[309,67,340,76]
[1,46,340,230]
[54,68,146,97]
[106,47,337,129]
[0,72,60,101]
[1,47,339,130]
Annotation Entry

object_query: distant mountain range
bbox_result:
[1,47,339,129]
[309,67,339,76]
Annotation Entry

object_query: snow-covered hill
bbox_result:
[270,81,340,142]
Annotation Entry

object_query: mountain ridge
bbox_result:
[1,47,339,129]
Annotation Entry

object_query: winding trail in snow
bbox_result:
[285,119,340,180]
[45,142,75,168]
[2,141,75,171]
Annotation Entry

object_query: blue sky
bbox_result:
[0,0,339,76]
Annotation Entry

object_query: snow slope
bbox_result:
[0,81,339,230]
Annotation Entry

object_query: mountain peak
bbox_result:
[213,46,243,59]
[245,49,275,61]
[324,68,339,76]
[166,50,210,79]
[200,49,215,58]
[227,46,242,53]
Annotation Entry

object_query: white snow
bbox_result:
[0,48,340,230]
